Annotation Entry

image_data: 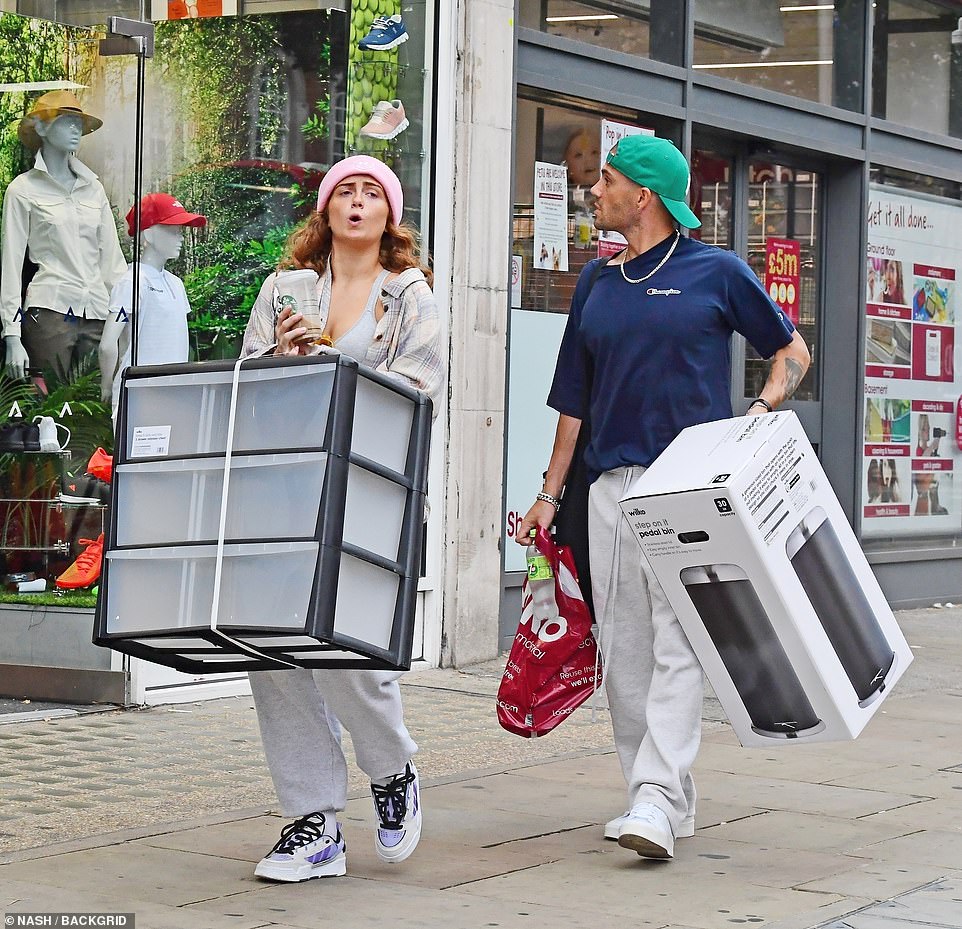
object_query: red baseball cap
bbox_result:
[126,193,207,237]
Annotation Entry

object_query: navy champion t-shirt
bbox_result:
[547,234,795,484]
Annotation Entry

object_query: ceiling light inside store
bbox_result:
[780,4,834,10]
[0,80,86,93]
[545,14,619,22]
[694,59,833,68]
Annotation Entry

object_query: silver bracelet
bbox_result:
[536,491,561,510]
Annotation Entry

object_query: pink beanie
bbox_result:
[315,155,403,225]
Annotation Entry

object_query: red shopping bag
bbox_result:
[497,527,602,738]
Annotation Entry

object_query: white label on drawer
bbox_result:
[131,425,172,458]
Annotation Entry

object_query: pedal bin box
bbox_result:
[618,411,912,747]
[94,353,432,672]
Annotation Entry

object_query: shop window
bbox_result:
[0,3,433,607]
[693,2,864,112]
[742,161,820,403]
[860,167,962,544]
[691,149,733,249]
[872,0,962,138]
[518,1,653,58]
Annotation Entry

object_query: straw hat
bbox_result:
[17,90,103,151]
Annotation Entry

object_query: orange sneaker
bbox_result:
[56,534,105,589]
[86,447,113,484]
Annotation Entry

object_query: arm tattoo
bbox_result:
[782,357,805,399]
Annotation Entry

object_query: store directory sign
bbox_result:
[862,185,961,539]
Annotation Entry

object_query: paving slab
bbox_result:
[1,879,268,929]
[458,851,847,929]
[795,862,957,903]
[0,843,258,907]
[861,827,962,869]
[183,876,613,929]
[706,809,917,854]
[853,876,962,927]
[858,797,962,834]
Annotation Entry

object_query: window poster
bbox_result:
[533,161,569,271]
[597,120,653,257]
[862,185,961,539]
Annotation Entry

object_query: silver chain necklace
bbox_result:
[619,230,681,285]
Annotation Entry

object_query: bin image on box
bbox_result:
[619,411,913,747]
[680,564,823,739]
[786,507,896,706]
[93,353,432,673]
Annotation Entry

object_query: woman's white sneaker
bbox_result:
[371,761,422,863]
[254,811,346,882]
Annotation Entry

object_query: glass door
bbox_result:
[693,143,824,449]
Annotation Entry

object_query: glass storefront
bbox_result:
[693,1,864,111]
[0,1,437,695]
[510,0,962,623]
[872,0,962,137]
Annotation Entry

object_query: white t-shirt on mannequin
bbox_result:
[108,263,190,410]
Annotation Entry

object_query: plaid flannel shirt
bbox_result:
[241,264,445,414]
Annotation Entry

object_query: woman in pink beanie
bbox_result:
[241,155,444,884]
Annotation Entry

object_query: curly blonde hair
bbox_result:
[281,209,433,287]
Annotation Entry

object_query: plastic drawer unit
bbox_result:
[94,353,433,673]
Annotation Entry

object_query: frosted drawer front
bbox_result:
[342,465,407,561]
[232,365,335,452]
[125,372,232,458]
[105,542,318,635]
[217,542,318,629]
[333,554,399,650]
[353,378,414,474]
[115,453,327,546]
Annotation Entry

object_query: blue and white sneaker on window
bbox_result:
[254,811,346,882]
[358,14,409,51]
[371,761,421,863]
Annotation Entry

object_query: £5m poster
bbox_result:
[861,185,961,539]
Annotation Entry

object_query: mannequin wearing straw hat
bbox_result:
[0,90,127,380]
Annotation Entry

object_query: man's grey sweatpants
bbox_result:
[249,669,417,817]
[589,466,704,833]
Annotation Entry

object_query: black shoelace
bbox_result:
[271,812,330,854]
[371,765,414,830]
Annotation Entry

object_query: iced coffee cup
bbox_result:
[273,269,324,345]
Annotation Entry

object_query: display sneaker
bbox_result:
[360,100,409,141]
[371,761,421,863]
[617,802,676,859]
[254,812,346,882]
[604,809,695,841]
[86,447,113,483]
[55,534,105,590]
[58,473,110,505]
[358,14,409,51]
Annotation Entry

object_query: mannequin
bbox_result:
[99,192,206,413]
[1,91,127,380]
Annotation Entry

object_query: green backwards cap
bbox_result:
[606,135,701,229]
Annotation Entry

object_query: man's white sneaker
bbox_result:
[617,802,675,859]
[254,812,346,882]
[604,808,694,841]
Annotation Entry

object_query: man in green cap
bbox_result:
[517,134,810,861]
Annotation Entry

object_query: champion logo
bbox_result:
[647,287,681,296]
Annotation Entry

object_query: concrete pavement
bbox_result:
[1,607,961,929]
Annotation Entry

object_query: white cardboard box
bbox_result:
[619,411,912,747]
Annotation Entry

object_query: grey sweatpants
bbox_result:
[589,467,704,833]
[249,669,417,817]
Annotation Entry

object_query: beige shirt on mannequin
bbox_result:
[0,151,127,338]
